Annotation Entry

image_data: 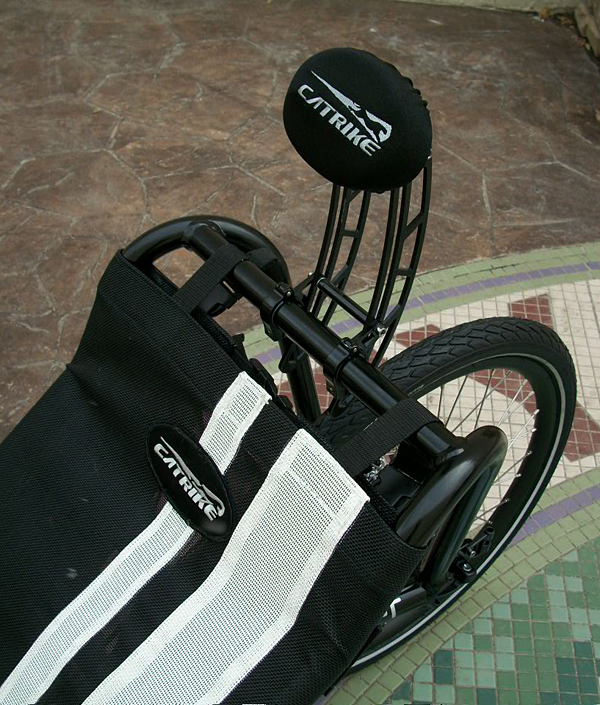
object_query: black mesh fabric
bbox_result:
[226,504,425,705]
[1,250,425,704]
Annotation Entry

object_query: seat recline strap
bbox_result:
[333,397,438,477]
[173,242,246,314]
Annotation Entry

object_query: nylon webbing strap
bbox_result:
[333,397,438,478]
[173,242,246,314]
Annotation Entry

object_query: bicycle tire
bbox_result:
[315,317,577,669]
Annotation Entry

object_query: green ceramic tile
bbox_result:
[413,682,432,702]
[476,670,496,689]
[533,622,551,639]
[566,592,586,608]
[574,641,593,658]
[475,652,495,671]
[475,688,496,705]
[552,622,572,639]
[510,589,529,605]
[558,674,578,692]
[413,664,432,683]
[474,618,493,635]
[493,620,511,636]
[550,606,570,622]
[581,696,600,705]
[513,637,533,653]
[563,562,580,577]
[572,623,592,640]
[512,621,531,637]
[454,633,474,651]
[494,653,515,671]
[531,605,550,621]
[539,694,559,705]
[492,604,511,620]
[534,639,553,655]
[456,668,476,687]
[546,575,565,591]
[588,610,600,626]
[497,691,518,705]
[494,637,515,654]
[511,604,530,620]
[554,640,574,657]
[516,654,535,672]
[575,658,595,677]
[434,667,453,685]
[474,635,493,651]
[455,651,474,670]
[564,577,583,591]
[435,684,455,703]
[517,671,537,690]
[496,671,516,690]
[528,574,546,590]
[529,589,547,605]
[535,654,556,672]
[548,591,567,607]
[537,671,558,691]
[433,650,453,669]
[391,680,411,700]
[456,687,476,705]
[519,692,541,705]
[555,657,576,674]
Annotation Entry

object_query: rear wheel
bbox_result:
[316,317,577,669]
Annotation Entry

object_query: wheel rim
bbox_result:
[353,351,568,668]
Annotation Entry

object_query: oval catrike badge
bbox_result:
[147,424,234,540]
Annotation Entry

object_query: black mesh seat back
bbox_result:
[283,47,432,192]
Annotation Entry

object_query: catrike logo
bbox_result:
[154,438,225,521]
[298,71,392,157]
[148,424,234,540]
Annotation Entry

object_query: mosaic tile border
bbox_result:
[327,466,600,705]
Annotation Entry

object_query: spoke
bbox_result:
[437,384,445,420]
[474,369,493,428]
[499,391,535,427]
[444,376,469,426]
[451,371,511,433]
[496,378,528,425]
[507,410,539,451]
[495,450,531,484]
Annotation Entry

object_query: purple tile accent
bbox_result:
[587,485,600,501]
[514,529,529,543]
[589,261,600,270]
[546,503,569,520]
[562,263,588,274]
[255,348,281,364]
[511,483,600,546]
[515,272,534,282]
[530,510,554,528]
[560,497,581,513]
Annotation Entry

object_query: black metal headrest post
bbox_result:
[294,154,431,368]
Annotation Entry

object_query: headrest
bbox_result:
[283,48,432,192]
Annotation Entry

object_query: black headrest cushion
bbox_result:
[284,48,432,192]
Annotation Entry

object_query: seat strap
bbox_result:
[173,242,246,314]
[333,397,438,478]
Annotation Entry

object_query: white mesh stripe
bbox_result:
[83,430,368,705]
[0,505,192,705]
[0,372,270,704]
[200,371,271,472]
